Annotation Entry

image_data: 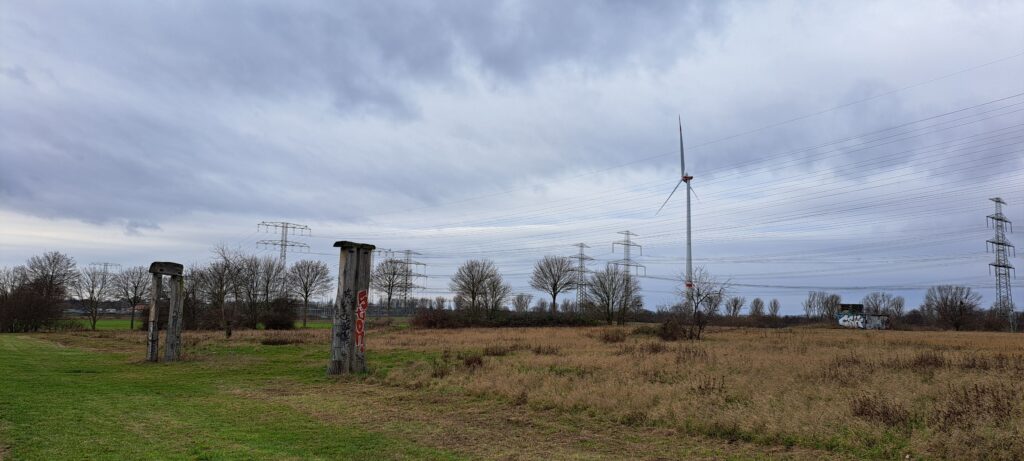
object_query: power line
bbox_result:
[256,221,310,268]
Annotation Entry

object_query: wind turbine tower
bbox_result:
[658,116,695,306]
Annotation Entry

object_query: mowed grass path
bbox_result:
[0,334,456,460]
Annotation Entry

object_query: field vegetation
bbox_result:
[2,324,1022,460]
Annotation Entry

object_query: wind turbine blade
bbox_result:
[689,183,700,202]
[656,179,684,216]
[678,116,686,176]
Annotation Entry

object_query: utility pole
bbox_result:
[257,221,310,269]
[612,231,645,324]
[986,197,1016,331]
[573,243,593,308]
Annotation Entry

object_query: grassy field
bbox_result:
[70,318,347,331]
[1,325,1022,460]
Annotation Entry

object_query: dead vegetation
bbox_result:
[42,324,1024,459]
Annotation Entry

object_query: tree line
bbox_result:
[0,248,333,334]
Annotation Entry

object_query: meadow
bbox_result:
[1,324,1022,460]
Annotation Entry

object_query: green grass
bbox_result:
[0,335,458,460]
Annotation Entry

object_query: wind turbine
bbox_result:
[657,116,694,302]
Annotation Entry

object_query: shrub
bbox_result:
[483,344,515,356]
[631,324,659,336]
[531,344,560,355]
[462,353,484,370]
[850,394,911,428]
[930,383,1019,430]
[658,317,687,341]
[599,328,627,343]
[261,297,297,330]
[430,350,453,378]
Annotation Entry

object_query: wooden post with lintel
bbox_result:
[327,241,374,375]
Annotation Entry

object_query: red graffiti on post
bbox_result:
[355,290,368,352]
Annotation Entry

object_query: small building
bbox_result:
[836,311,889,330]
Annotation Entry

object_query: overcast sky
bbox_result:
[2,0,1023,313]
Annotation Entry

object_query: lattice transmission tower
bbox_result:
[612,231,645,317]
[573,243,593,307]
[257,221,310,268]
[986,197,1016,331]
[398,250,427,309]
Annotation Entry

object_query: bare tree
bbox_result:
[802,291,839,319]
[586,265,626,325]
[512,293,533,312]
[533,299,549,313]
[924,285,981,331]
[749,298,765,317]
[203,245,240,338]
[288,259,332,328]
[449,259,501,316]
[482,275,512,316]
[371,258,410,319]
[529,255,577,314]
[862,291,904,317]
[26,251,78,300]
[674,266,727,340]
[768,299,781,318]
[433,296,447,310]
[258,257,286,304]
[822,293,842,320]
[113,266,151,330]
[76,266,112,330]
[726,296,745,317]
[236,255,262,328]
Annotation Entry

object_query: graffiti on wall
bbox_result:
[836,311,890,330]
[355,290,368,352]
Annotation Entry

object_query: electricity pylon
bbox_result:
[986,197,1016,331]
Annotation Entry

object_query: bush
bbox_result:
[599,328,627,343]
[658,317,687,341]
[261,297,298,330]
[631,324,659,336]
[850,393,911,428]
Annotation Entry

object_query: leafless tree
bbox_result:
[288,259,332,327]
[512,293,533,312]
[529,255,577,314]
[26,251,78,300]
[749,298,765,317]
[203,245,240,338]
[482,275,512,315]
[371,258,410,319]
[258,257,286,303]
[924,285,981,331]
[726,296,745,317]
[76,266,112,330]
[862,291,904,318]
[236,255,263,328]
[587,265,626,325]
[533,299,549,313]
[803,291,840,319]
[433,296,447,310]
[449,259,500,316]
[768,299,781,318]
[822,293,842,320]
[113,265,151,330]
[674,266,727,340]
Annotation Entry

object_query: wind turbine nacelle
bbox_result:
[685,281,694,289]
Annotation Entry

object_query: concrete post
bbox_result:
[147,262,184,363]
[146,273,162,362]
[353,245,373,373]
[328,241,375,375]
[164,275,185,362]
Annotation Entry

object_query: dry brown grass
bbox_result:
[44,325,1024,458]
[373,326,1024,459]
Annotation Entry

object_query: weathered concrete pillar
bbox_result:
[353,244,373,373]
[164,274,185,362]
[328,241,374,375]
[147,262,183,363]
[146,273,162,362]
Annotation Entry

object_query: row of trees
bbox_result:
[0,249,335,334]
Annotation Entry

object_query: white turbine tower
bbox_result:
[657,116,694,304]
